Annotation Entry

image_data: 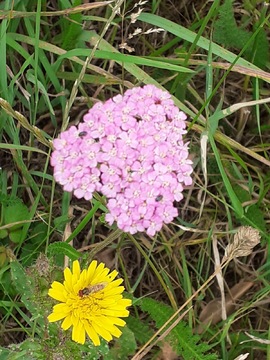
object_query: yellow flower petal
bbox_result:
[48,311,66,322]
[109,317,127,327]
[48,281,67,302]
[107,269,118,281]
[72,260,81,285]
[51,281,65,291]
[102,309,130,318]
[110,278,124,287]
[98,315,117,330]
[91,321,113,342]
[85,322,101,346]
[111,326,122,338]
[72,320,85,344]
[52,303,70,315]
[93,267,109,283]
[100,295,125,306]
[92,317,123,338]
[63,267,73,292]
[80,269,87,284]
[95,263,106,275]
[86,260,98,282]
[105,286,125,296]
[61,315,73,330]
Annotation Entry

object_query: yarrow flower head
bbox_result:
[51,85,193,236]
[47,260,131,345]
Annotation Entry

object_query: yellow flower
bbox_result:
[47,260,132,345]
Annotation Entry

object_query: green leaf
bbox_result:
[19,338,43,352]
[213,0,269,69]
[53,214,70,231]
[30,222,48,243]
[108,326,136,359]
[56,49,194,74]
[252,25,269,69]
[0,229,8,239]
[208,135,244,217]
[10,260,44,332]
[139,298,218,360]
[3,201,31,231]
[9,229,24,244]
[61,0,83,50]
[244,204,266,232]
[10,260,34,300]
[0,348,29,359]
[0,339,44,359]
[213,0,250,49]
[125,315,154,345]
[47,242,80,261]
[0,270,17,298]
[0,346,10,359]
[233,184,266,232]
[0,246,8,268]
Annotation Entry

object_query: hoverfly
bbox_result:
[78,282,107,298]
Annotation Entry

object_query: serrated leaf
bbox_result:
[139,298,218,360]
[10,260,45,331]
[213,0,269,69]
[125,315,154,345]
[109,326,136,359]
[213,0,250,49]
[47,242,80,261]
[10,260,33,297]
[0,339,43,360]
[0,349,29,360]
[252,26,269,69]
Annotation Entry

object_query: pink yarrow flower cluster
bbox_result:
[51,85,193,236]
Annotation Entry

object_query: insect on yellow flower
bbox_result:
[78,282,107,297]
[47,260,132,345]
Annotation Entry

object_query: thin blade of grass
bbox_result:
[208,134,243,217]
[56,48,194,73]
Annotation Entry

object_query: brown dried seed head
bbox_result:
[225,226,261,259]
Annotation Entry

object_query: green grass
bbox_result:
[1,0,270,359]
